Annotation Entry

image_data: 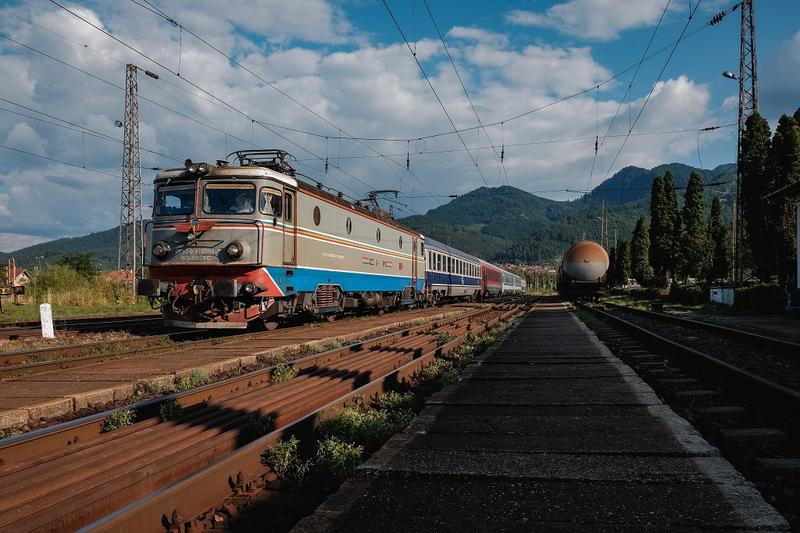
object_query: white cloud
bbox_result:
[447,26,508,47]
[506,0,677,41]
[0,194,10,217]
[761,31,800,120]
[3,123,47,155]
[0,233,48,253]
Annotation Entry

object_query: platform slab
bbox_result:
[294,305,788,532]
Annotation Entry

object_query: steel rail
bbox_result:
[602,301,800,356]
[0,306,493,467]
[81,305,523,532]
[578,303,800,416]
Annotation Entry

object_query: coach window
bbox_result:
[346,217,352,235]
[399,236,403,249]
[376,228,381,243]
[420,242,424,255]
[313,206,321,226]
[259,187,282,217]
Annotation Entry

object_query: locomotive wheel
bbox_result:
[326,314,337,323]
[264,321,279,331]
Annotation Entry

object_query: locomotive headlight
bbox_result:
[197,162,208,174]
[225,241,244,259]
[152,241,170,258]
[241,282,257,296]
[188,163,199,173]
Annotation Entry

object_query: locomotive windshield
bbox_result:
[155,185,195,216]
[203,183,255,214]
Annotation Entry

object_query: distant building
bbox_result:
[103,270,136,282]
[3,262,30,287]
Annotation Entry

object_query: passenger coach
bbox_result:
[424,237,481,303]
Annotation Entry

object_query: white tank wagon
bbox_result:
[557,240,609,297]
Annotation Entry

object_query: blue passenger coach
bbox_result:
[423,237,481,302]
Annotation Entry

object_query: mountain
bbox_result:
[0,226,120,270]
[1,162,735,269]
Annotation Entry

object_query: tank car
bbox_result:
[423,237,481,304]
[557,240,609,298]
[137,150,425,328]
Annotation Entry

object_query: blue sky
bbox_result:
[0,0,799,251]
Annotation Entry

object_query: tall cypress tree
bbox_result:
[616,240,631,285]
[740,112,773,280]
[649,174,667,282]
[706,196,731,283]
[607,246,618,286]
[679,171,710,279]
[630,216,653,284]
[649,171,680,284]
[768,114,800,291]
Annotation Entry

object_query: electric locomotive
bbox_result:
[137,150,425,328]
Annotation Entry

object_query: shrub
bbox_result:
[263,436,312,485]
[668,284,706,305]
[174,368,208,391]
[315,437,363,479]
[435,332,455,346]
[102,409,135,432]
[628,287,667,300]
[0,428,22,440]
[318,405,413,449]
[733,284,785,313]
[271,363,298,384]
[414,358,459,392]
[159,400,183,422]
[25,265,136,306]
[372,391,416,412]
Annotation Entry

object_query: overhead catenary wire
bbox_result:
[0,142,121,178]
[599,0,705,185]
[381,0,490,187]
[120,0,445,205]
[422,0,509,186]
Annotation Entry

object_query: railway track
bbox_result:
[577,302,800,528]
[0,303,523,532]
[0,314,164,341]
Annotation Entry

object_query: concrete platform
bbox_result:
[294,302,789,532]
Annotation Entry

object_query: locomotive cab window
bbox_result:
[203,183,255,214]
[155,185,195,216]
[284,191,294,222]
[259,187,283,217]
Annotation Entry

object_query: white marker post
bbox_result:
[40,303,55,339]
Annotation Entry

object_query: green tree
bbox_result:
[607,246,618,286]
[768,114,800,291]
[616,240,631,286]
[649,170,680,284]
[706,197,731,283]
[56,253,98,278]
[630,216,653,284]
[679,171,710,279]
[740,112,774,280]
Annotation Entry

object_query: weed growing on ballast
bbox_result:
[413,358,459,393]
[315,437,363,479]
[263,436,312,486]
[102,409,135,432]
[174,368,209,391]
[435,332,455,346]
[159,399,183,422]
[317,402,413,450]
[271,363,298,384]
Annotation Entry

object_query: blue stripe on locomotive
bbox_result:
[266,266,425,295]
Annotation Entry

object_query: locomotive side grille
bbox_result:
[315,285,338,308]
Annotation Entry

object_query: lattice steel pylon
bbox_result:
[118,64,144,296]
[734,0,759,285]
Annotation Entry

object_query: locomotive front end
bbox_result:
[137,155,295,328]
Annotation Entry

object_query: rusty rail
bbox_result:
[0,304,522,532]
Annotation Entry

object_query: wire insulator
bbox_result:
[406,140,410,170]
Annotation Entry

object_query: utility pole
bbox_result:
[118,64,158,297]
[733,0,758,286]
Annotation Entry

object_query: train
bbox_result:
[557,240,609,298]
[136,150,525,328]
